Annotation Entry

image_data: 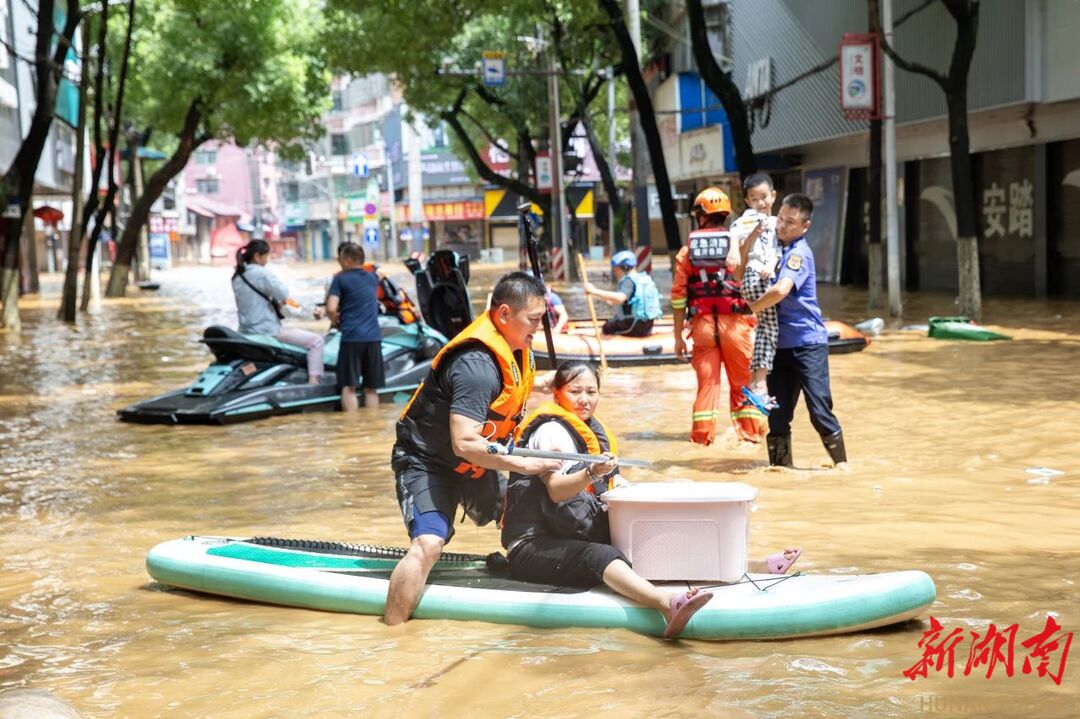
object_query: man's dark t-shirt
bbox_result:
[395,347,509,477]
[328,268,381,342]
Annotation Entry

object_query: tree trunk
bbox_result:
[107,99,204,297]
[131,150,151,283]
[0,0,80,330]
[599,0,681,254]
[686,0,756,177]
[95,0,136,298]
[78,12,111,312]
[949,94,980,319]
[60,18,92,322]
[946,4,980,319]
[0,227,18,331]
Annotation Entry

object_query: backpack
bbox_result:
[626,272,662,321]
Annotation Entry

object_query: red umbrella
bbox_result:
[33,205,65,226]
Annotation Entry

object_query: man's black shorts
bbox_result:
[337,340,385,390]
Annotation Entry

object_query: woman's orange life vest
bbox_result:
[686,228,748,317]
[399,312,535,478]
[514,401,618,494]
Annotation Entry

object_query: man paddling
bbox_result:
[385,272,560,624]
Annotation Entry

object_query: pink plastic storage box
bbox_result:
[601,482,758,581]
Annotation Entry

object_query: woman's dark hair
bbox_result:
[234,239,272,276]
[553,361,601,391]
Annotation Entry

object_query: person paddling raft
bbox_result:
[583,250,662,337]
[501,360,803,638]
[384,272,560,625]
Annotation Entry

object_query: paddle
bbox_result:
[518,203,558,369]
[576,252,608,376]
[486,443,652,469]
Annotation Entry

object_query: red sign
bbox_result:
[838,33,880,120]
[394,201,485,223]
[483,143,513,178]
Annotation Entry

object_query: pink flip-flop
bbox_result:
[766,547,803,574]
[664,589,714,639]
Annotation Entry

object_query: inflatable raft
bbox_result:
[533,318,869,368]
[147,536,935,641]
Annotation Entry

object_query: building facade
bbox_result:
[650,0,1080,297]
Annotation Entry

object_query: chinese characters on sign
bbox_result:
[904,616,1073,686]
[394,201,485,223]
[982,179,1034,240]
[839,35,878,117]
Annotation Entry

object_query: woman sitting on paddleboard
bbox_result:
[500,360,803,638]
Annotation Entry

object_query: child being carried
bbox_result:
[731,173,782,413]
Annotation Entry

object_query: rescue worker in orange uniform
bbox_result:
[671,187,766,445]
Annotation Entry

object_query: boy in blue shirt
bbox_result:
[748,193,846,468]
[327,243,384,411]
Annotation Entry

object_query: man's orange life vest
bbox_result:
[399,312,534,478]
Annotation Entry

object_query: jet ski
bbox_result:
[118,316,447,425]
[406,249,475,340]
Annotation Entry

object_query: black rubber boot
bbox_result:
[766,434,794,467]
[822,430,847,465]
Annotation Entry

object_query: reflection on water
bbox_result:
[1,261,1078,718]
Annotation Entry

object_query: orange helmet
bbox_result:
[692,187,732,216]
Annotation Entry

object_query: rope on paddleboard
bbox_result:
[243,536,486,564]
[692,571,805,593]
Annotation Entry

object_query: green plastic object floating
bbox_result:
[928,316,1011,341]
[146,536,936,641]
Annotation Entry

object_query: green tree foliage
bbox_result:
[324,0,629,243]
[105,0,331,297]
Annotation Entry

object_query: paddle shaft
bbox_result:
[576,252,608,375]
[494,445,651,468]
[518,204,558,368]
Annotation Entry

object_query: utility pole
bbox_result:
[326,167,341,257]
[626,0,650,267]
[248,149,264,240]
[868,117,883,309]
[547,29,570,281]
[607,64,616,256]
[883,0,902,316]
[386,149,397,260]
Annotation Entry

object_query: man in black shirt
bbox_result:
[385,272,559,624]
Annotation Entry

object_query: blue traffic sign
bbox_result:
[363,226,380,246]
[352,153,369,179]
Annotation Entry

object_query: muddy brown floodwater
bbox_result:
[1,260,1077,718]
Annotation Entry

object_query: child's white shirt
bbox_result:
[730,209,780,276]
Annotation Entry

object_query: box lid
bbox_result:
[601,481,758,504]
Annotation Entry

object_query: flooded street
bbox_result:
[1,260,1077,718]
